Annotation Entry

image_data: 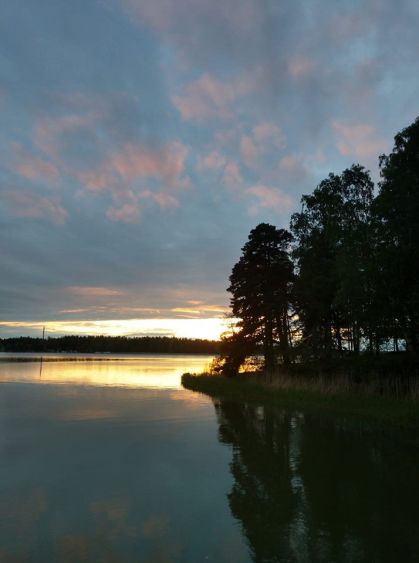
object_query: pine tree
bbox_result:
[227,223,294,374]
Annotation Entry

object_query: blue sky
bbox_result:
[1,0,419,338]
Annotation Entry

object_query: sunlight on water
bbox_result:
[0,359,251,562]
[0,354,213,389]
[1,357,418,562]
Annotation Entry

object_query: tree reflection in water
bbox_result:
[212,399,419,563]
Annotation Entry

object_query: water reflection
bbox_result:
[0,379,250,562]
[212,399,419,563]
[2,357,418,562]
[0,354,213,389]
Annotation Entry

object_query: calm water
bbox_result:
[0,356,418,562]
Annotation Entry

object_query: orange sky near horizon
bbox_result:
[0,317,232,341]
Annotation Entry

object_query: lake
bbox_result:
[0,355,418,562]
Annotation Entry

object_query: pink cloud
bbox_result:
[76,141,190,222]
[106,202,141,223]
[240,135,258,169]
[214,128,242,148]
[332,120,386,159]
[122,0,261,44]
[196,151,226,171]
[278,154,308,181]
[246,184,293,215]
[79,169,111,192]
[252,122,286,148]
[172,73,253,121]
[140,190,180,210]
[4,190,67,225]
[222,161,243,191]
[65,287,124,297]
[171,303,228,316]
[11,144,59,183]
[80,141,189,191]
[34,114,90,158]
[110,141,188,185]
[237,122,285,171]
[28,103,190,224]
[287,56,317,78]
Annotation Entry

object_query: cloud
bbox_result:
[122,0,260,36]
[222,161,243,191]
[109,141,188,186]
[240,135,258,169]
[121,0,264,67]
[252,122,286,148]
[95,141,189,221]
[287,56,317,78]
[141,191,180,210]
[196,151,226,171]
[171,304,227,316]
[3,190,68,225]
[332,120,387,160]
[172,73,253,121]
[34,114,93,159]
[3,0,419,330]
[104,185,181,223]
[245,184,293,216]
[26,105,191,223]
[278,154,308,182]
[27,96,191,224]
[239,122,286,170]
[107,202,141,223]
[78,168,111,192]
[65,287,124,297]
[10,144,59,183]
[78,141,189,209]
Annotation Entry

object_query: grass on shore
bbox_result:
[181,372,419,432]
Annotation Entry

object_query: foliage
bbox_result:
[224,223,294,375]
[217,116,419,375]
[290,165,374,357]
[374,116,419,353]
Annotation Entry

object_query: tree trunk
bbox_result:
[353,321,360,355]
[264,314,275,381]
[335,324,342,354]
[276,310,290,367]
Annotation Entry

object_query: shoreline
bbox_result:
[181,372,419,433]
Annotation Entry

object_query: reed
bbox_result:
[181,372,419,432]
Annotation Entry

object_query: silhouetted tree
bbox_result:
[291,165,374,358]
[210,331,254,377]
[227,223,294,374]
[374,117,419,354]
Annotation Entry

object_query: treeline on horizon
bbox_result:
[218,116,419,377]
[0,335,220,355]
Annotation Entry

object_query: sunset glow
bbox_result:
[2,0,417,331]
[0,318,230,341]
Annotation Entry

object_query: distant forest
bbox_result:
[0,336,220,355]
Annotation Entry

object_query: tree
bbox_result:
[374,116,419,353]
[290,165,374,357]
[227,223,294,375]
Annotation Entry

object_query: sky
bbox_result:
[1,0,419,339]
